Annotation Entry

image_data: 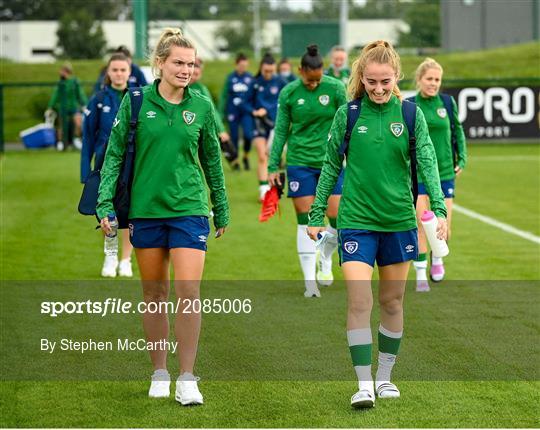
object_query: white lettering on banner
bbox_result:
[469,126,510,138]
[458,87,535,124]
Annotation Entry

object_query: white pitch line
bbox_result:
[453,204,540,245]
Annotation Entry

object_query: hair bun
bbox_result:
[306,44,319,56]
[166,28,183,37]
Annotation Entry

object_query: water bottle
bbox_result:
[104,213,119,257]
[420,210,449,258]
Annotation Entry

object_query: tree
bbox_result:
[214,16,254,53]
[350,0,404,19]
[398,0,440,47]
[56,10,106,59]
[1,0,129,20]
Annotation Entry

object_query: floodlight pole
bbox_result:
[133,0,148,61]
[253,0,261,60]
[339,0,348,49]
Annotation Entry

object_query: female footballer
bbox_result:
[247,53,285,201]
[268,44,347,298]
[308,41,447,408]
[220,53,254,170]
[410,58,467,291]
[97,28,229,406]
[82,53,134,278]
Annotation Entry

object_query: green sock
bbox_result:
[376,325,402,383]
[259,180,269,186]
[347,328,372,383]
[416,252,427,262]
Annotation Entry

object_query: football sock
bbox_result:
[432,256,443,266]
[347,328,373,391]
[375,325,402,385]
[297,216,316,290]
[413,253,428,281]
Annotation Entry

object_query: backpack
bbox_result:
[406,93,457,167]
[78,87,143,229]
[338,97,418,206]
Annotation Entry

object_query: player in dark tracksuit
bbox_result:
[93,45,148,94]
[220,53,255,170]
[278,58,298,84]
[82,53,133,278]
[244,53,286,201]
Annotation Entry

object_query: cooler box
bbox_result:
[20,123,56,149]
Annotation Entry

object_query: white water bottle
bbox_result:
[104,213,119,257]
[420,210,449,258]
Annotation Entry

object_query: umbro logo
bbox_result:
[102,105,111,113]
[146,111,157,119]
[198,235,207,243]
[357,125,368,134]
[297,98,305,105]
[350,104,358,110]
[405,244,415,253]
[132,90,141,97]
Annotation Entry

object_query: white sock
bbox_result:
[152,368,170,380]
[347,328,374,392]
[413,259,428,281]
[297,225,316,290]
[432,256,443,265]
[375,325,402,385]
[178,372,196,381]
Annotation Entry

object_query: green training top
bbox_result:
[190,81,227,134]
[97,80,230,229]
[324,66,351,85]
[309,95,447,232]
[48,77,88,113]
[268,75,347,171]
[414,93,467,181]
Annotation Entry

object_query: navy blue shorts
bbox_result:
[418,179,455,199]
[253,117,273,139]
[338,229,418,267]
[128,216,210,250]
[287,165,344,198]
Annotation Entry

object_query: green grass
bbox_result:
[2,41,539,142]
[0,143,539,427]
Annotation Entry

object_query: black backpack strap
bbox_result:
[338,98,362,156]
[401,99,418,207]
[440,93,458,166]
[120,87,143,185]
[405,95,416,104]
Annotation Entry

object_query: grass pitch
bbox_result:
[0,143,539,427]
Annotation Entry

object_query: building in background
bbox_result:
[441,0,540,51]
[1,19,407,63]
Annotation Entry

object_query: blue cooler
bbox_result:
[20,123,56,149]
